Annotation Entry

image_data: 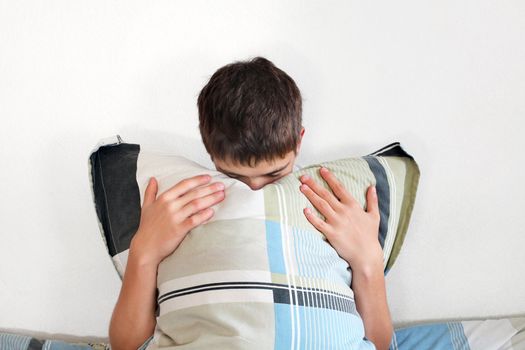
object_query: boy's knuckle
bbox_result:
[191,200,202,212]
[166,201,176,213]
[181,178,194,188]
[188,215,199,226]
[319,200,330,211]
[179,220,191,233]
[191,187,203,199]
[319,222,331,234]
[158,193,168,203]
[319,188,330,198]
[332,202,343,212]
[170,215,181,227]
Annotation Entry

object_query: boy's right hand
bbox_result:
[129,174,225,268]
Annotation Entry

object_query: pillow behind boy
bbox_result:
[88,135,420,349]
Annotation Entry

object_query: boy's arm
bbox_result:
[109,175,225,350]
[299,167,393,350]
[109,248,158,350]
[351,258,393,350]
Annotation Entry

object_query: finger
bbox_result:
[179,189,225,219]
[365,185,380,218]
[161,174,212,201]
[299,173,342,210]
[318,167,355,205]
[299,183,337,221]
[303,207,332,237]
[202,213,214,225]
[143,177,158,207]
[178,181,225,208]
[181,207,215,232]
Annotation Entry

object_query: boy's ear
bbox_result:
[296,127,305,153]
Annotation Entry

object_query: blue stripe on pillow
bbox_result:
[265,220,287,274]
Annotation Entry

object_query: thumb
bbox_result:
[366,185,380,217]
[143,177,158,207]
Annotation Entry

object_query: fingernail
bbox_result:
[301,174,310,181]
[300,184,308,191]
[320,167,328,174]
[372,186,377,196]
[304,207,312,214]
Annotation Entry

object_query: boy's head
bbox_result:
[197,56,305,190]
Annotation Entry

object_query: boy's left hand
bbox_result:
[299,167,383,271]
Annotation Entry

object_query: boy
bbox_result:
[109,57,393,350]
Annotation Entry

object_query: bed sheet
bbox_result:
[2,316,524,350]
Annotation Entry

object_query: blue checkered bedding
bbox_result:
[0,333,109,350]
[2,316,524,350]
[390,317,525,349]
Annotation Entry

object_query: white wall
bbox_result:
[1,0,524,341]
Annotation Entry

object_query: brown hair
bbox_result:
[197,56,302,166]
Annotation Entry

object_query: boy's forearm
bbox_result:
[351,262,393,350]
[109,251,158,350]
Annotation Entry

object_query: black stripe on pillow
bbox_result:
[363,156,390,248]
[158,281,358,315]
[28,338,44,350]
[369,141,414,159]
[273,288,358,315]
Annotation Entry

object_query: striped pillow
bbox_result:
[88,135,419,349]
